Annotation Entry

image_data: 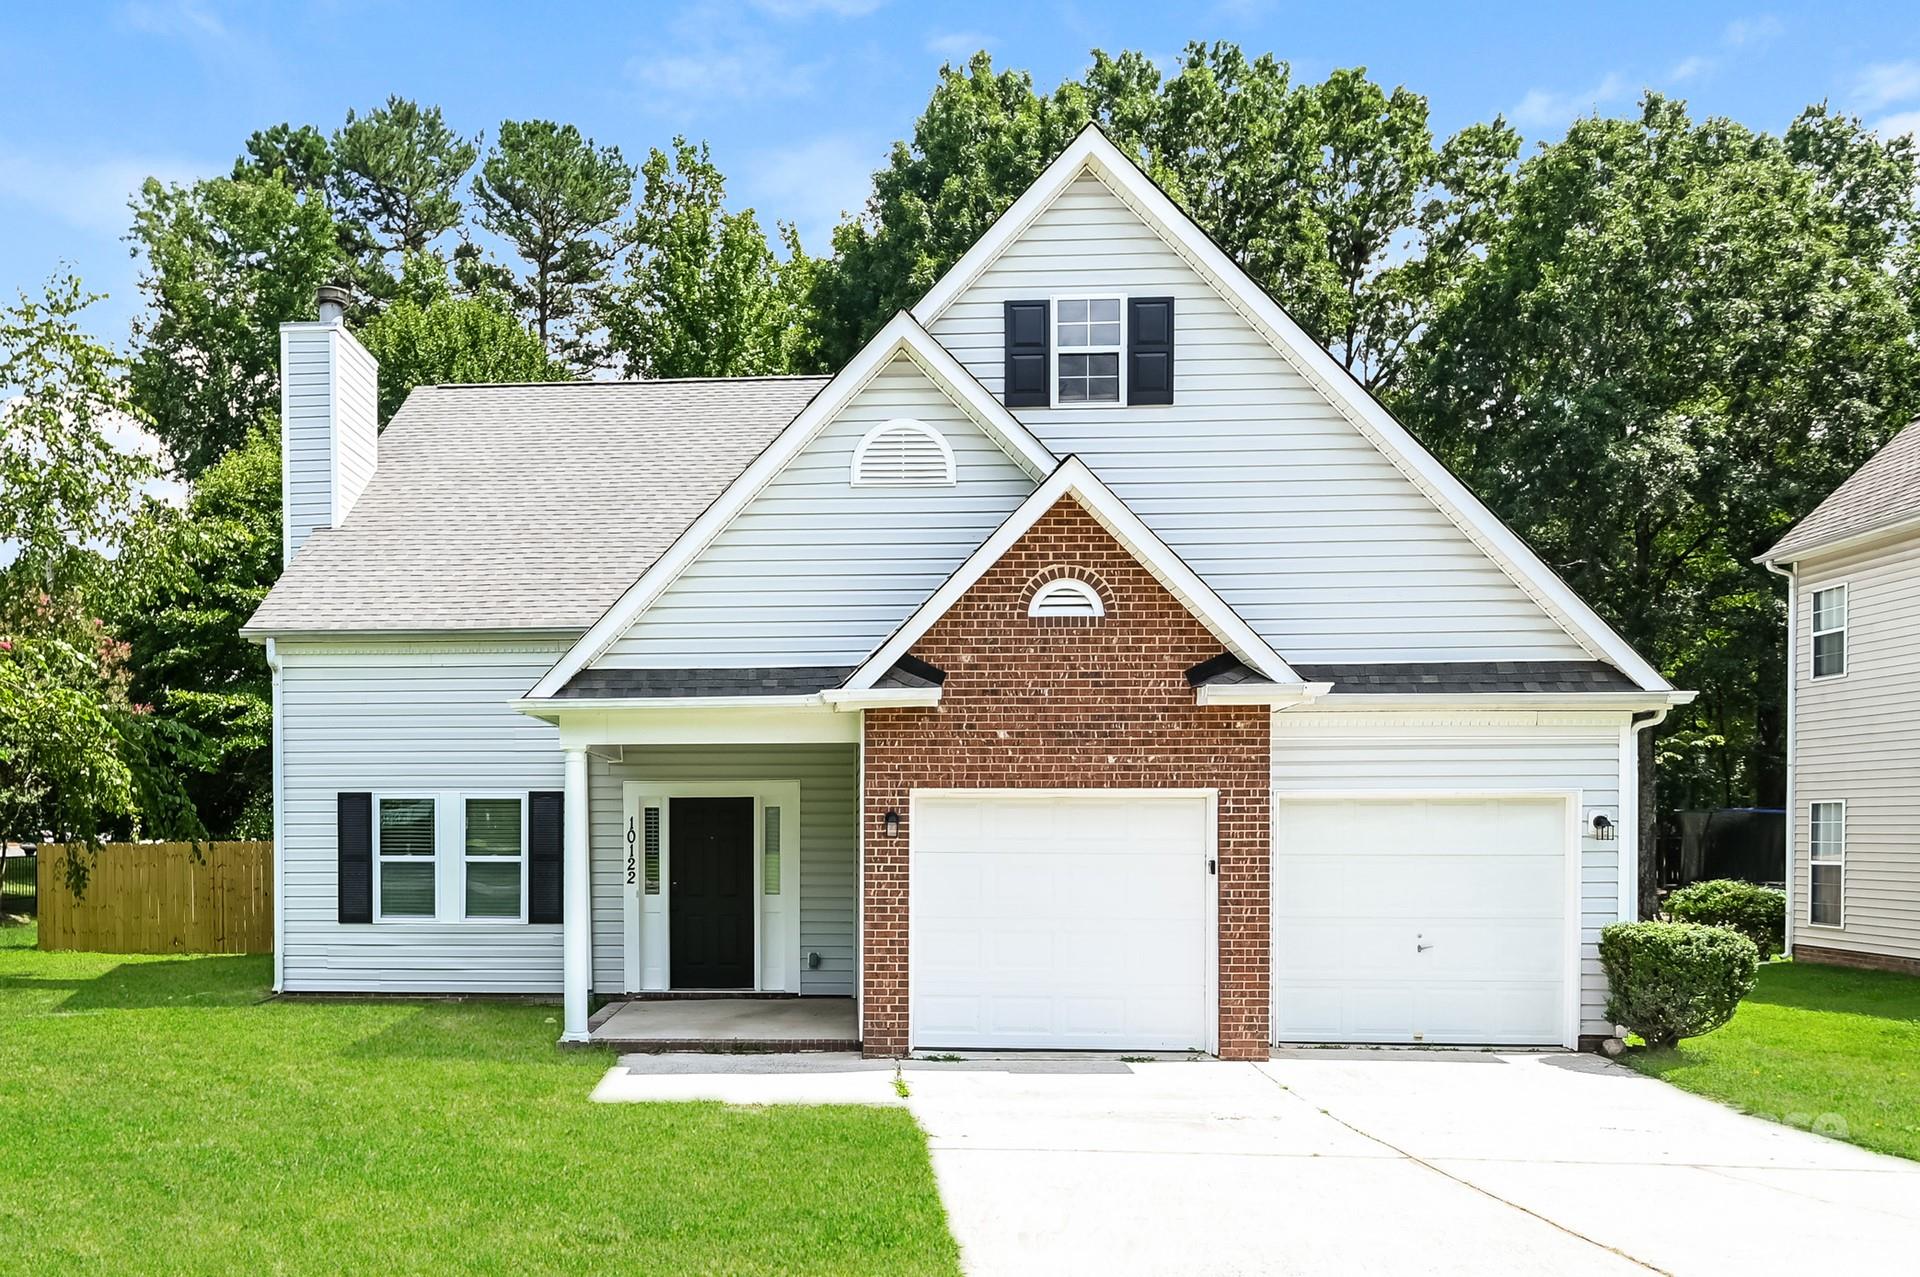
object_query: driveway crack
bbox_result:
[1252,1069,1669,1275]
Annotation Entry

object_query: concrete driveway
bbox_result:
[593,1050,1920,1275]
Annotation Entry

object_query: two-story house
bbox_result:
[243,126,1690,1057]
[1760,420,1920,975]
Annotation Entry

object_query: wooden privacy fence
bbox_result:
[37,842,273,954]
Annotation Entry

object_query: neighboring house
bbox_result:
[243,127,1691,1058]
[1759,420,1920,976]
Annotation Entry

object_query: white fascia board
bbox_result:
[913,124,1672,694]
[820,687,943,710]
[1756,509,1920,569]
[1194,681,1333,707]
[515,693,827,719]
[526,313,1059,701]
[843,457,1303,690]
[1309,690,1698,712]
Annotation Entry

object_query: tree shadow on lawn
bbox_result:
[0,953,269,1011]
[1741,962,1920,1023]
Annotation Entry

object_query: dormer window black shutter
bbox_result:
[1128,297,1174,405]
[337,792,372,924]
[527,790,565,925]
[1004,300,1050,407]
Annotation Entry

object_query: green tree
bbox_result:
[0,277,200,849]
[1404,94,1920,910]
[600,138,802,379]
[332,97,478,260]
[359,293,564,424]
[114,431,282,838]
[127,170,342,477]
[469,120,634,369]
[807,53,1094,366]
[2,277,155,602]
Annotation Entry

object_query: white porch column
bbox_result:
[561,747,591,1042]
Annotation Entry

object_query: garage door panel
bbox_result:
[1274,797,1568,1046]
[913,793,1210,1051]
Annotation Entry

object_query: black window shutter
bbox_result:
[527,791,564,925]
[337,792,372,924]
[1003,299,1050,407]
[1128,297,1175,405]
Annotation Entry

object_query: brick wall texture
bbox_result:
[861,495,1272,1059]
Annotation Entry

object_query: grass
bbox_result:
[0,923,958,1276]
[1624,960,1920,1161]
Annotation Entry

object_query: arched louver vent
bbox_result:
[851,419,956,486]
[1028,578,1106,619]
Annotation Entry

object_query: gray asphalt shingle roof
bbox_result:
[243,376,829,635]
[1765,419,1920,563]
[1186,655,1637,694]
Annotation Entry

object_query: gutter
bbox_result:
[1193,681,1333,707]
[1756,508,1920,569]
[513,687,945,719]
[1294,690,1697,713]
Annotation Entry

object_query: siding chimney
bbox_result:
[280,285,379,566]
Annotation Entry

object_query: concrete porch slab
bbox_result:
[587,996,858,1052]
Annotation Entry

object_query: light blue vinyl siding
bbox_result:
[928,170,1594,665]
[598,351,1036,668]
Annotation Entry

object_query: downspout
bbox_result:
[265,638,286,993]
[1764,559,1796,956]
[1628,705,1673,920]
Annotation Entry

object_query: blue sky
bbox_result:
[4,0,1919,350]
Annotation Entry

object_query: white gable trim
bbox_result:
[842,457,1305,691]
[527,313,1057,701]
[913,125,1671,693]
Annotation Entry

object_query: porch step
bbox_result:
[586,1036,862,1054]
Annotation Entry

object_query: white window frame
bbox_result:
[1807,799,1845,929]
[373,794,438,922]
[1810,583,1848,680]
[849,418,956,487]
[461,792,529,924]
[1050,293,1126,408]
[1028,577,1106,618]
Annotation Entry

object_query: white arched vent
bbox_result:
[1028,578,1106,619]
[851,419,956,487]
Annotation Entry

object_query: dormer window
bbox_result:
[1054,296,1124,405]
[851,419,956,486]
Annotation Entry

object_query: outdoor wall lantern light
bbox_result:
[884,810,901,839]
[1591,813,1617,841]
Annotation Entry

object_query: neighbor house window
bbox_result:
[1809,801,1845,927]
[1811,585,1847,678]
[464,796,525,920]
[376,797,436,919]
[1054,296,1123,405]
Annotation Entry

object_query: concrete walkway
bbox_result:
[592,1050,1920,1275]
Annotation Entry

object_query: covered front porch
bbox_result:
[531,696,871,1044]
[588,996,860,1051]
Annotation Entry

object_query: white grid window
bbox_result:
[464,797,525,920]
[376,797,436,919]
[1055,297,1123,404]
[1808,801,1844,927]
[763,805,782,896]
[1811,585,1847,678]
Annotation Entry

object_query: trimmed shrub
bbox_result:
[1600,921,1759,1049]
[1666,879,1786,957]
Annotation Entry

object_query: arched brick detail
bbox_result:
[1017,563,1114,626]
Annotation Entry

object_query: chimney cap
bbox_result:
[315,284,351,322]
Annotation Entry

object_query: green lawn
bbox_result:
[1625,960,1920,1161]
[0,924,958,1276]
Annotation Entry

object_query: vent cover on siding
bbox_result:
[1028,578,1106,618]
[850,419,956,486]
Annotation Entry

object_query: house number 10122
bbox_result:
[626,817,637,885]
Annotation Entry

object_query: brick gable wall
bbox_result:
[861,496,1272,1058]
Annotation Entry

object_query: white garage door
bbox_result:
[1273,797,1570,1046]
[911,792,1212,1051]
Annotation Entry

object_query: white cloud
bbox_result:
[624,3,830,109]
[1667,55,1713,84]
[1510,72,1629,130]
[1852,61,1920,110]
[0,140,203,235]
[740,133,878,252]
[119,0,274,83]
[749,0,885,16]
[1874,110,1920,141]
[1722,15,1784,47]
[926,31,992,60]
